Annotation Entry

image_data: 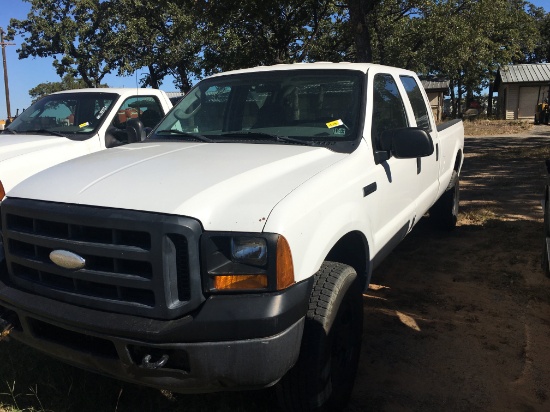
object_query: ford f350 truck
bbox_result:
[0,63,463,411]
[0,88,173,195]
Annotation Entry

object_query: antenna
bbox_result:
[0,27,15,119]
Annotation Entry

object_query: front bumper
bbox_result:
[0,276,312,393]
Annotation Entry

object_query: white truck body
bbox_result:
[0,88,173,194]
[0,63,464,411]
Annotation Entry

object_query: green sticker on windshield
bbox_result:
[79,122,89,128]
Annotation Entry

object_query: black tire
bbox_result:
[543,188,550,278]
[430,170,459,231]
[276,262,363,412]
[543,238,550,278]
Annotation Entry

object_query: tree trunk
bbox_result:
[175,65,192,93]
[487,80,494,118]
[457,76,463,117]
[348,0,378,62]
[450,80,457,118]
[147,65,162,89]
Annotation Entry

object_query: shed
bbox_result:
[494,64,550,121]
[421,79,450,122]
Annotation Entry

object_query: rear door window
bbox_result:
[400,76,432,131]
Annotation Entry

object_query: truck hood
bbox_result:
[9,142,347,232]
[0,134,75,162]
[0,134,96,193]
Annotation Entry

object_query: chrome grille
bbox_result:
[1,199,204,319]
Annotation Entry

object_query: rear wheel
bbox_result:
[543,188,550,278]
[430,171,459,231]
[276,262,363,412]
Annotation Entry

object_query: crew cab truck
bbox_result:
[0,63,463,411]
[0,88,173,195]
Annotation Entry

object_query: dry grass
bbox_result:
[462,119,533,137]
[459,207,498,226]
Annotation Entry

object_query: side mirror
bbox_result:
[379,127,434,159]
[126,118,146,143]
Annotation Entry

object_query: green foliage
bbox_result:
[201,0,337,71]
[347,0,425,66]
[526,3,550,63]
[28,74,95,103]
[108,0,205,92]
[8,0,124,87]
[7,0,549,98]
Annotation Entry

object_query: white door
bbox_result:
[367,72,419,260]
[399,75,440,217]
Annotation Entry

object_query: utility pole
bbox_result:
[0,27,15,120]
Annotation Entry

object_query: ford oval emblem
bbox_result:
[49,250,86,270]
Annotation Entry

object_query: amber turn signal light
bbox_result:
[276,235,294,290]
[213,274,268,290]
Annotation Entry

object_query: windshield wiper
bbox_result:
[220,131,315,146]
[155,129,215,143]
[1,128,16,134]
[26,129,67,138]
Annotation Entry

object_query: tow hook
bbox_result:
[140,353,169,370]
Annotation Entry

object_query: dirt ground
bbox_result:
[351,125,550,412]
[1,125,550,412]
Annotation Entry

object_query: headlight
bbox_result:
[231,237,267,265]
[201,232,294,293]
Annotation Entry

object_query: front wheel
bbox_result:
[430,171,459,231]
[276,262,363,412]
[542,187,550,278]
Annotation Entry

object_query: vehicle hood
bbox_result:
[0,134,73,162]
[0,133,95,193]
[9,142,347,232]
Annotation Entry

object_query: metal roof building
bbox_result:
[494,64,550,120]
[421,79,450,122]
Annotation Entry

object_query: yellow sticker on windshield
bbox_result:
[326,119,343,128]
[79,122,89,128]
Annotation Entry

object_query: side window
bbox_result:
[400,76,431,131]
[371,74,409,149]
[107,96,163,147]
[112,96,164,131]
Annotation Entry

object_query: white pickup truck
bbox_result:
[0,87,173,195]
[0,63,463,411]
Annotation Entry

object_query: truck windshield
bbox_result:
[151,70,364,150]
[4,92,118,138]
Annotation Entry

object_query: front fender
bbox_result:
[264,147,375,284]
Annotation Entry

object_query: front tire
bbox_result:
[430,170,459,231]
[543,187,550,278]
[276,262,363,412]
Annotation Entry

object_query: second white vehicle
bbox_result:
[0,87,173,195]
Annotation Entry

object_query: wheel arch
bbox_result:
[324,230,371,290]
[454,149,463,174]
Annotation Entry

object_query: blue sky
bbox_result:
[0,0,178,118]
[1,0,549,119]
